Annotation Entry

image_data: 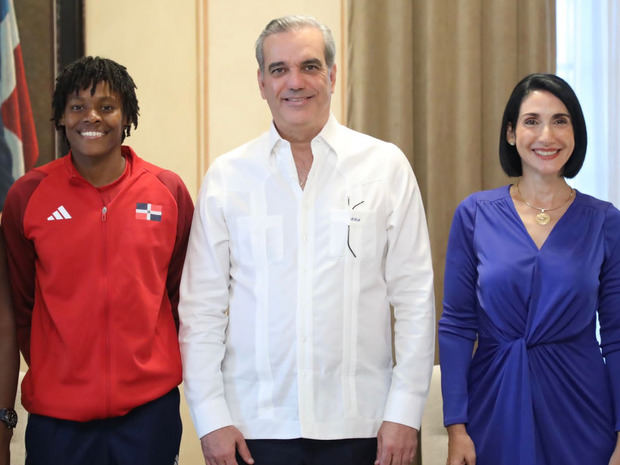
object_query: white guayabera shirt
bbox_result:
[179,115,435,440]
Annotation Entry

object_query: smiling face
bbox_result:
[60,81,126,164]
[507,90,575,179]
[257,27,336,143]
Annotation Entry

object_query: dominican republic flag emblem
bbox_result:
[136,203,162,222]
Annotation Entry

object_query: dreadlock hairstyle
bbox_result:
[52,56,139,142]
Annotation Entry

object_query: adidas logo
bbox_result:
[47,206,72,221]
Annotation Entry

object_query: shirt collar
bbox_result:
[267,114,342,158]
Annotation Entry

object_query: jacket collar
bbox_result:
[63,145,139,186]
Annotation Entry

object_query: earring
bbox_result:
[508,140,515,146]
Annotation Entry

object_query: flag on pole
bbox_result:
[0,0,38,207]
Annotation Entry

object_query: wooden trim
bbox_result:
[340,0,348,123]
[196,0,209,194]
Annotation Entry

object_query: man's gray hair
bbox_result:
[255,15,336,73]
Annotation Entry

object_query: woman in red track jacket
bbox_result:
[1,56,193,465]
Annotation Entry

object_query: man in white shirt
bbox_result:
[179,15,435,465]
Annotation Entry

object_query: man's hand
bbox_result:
[200,425,254,465]
[446,424,476,465]
[375,420,418,465]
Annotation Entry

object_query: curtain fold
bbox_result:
[348,0,556,366]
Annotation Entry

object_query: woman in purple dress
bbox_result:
[439,74,620,465]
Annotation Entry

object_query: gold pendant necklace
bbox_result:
[516,182,574,226]
[535,211,551,226]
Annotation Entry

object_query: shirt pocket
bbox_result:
[329,209,377,259]
[348,209,378,259]
[234,215,284,264]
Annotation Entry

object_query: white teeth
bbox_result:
[535,150,558,156]
[81,131,104,137]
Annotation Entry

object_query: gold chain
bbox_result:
[515,182,574,226]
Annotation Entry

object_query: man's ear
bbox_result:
[329,64,337,94]
[257,68,266,100]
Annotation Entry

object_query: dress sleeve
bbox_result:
[598,204,620,431]
[157,171,194,331]
[438,195,479,426]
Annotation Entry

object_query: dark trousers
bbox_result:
[25,388,182,465]
[236,438,378,465]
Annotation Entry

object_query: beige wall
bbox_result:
[85,1,345,462]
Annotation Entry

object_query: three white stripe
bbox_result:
[47,205,72,221]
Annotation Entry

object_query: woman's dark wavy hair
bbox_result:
[52,56,139,142]
[499,73,587,178]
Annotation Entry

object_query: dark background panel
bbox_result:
[13,0,83,163]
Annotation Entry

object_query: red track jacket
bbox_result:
[2,147,193,421]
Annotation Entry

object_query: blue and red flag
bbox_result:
[0,0,38,209]
[136,203,163,222]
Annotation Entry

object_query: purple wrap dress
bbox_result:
[439,186,620,464]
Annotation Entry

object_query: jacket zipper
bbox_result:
[102,204,111,416]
